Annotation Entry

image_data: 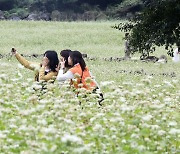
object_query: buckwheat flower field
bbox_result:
[0,21,179,153]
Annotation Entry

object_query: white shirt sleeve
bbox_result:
[56,69,74,82]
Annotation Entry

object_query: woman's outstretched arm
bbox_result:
[15,53,39,71]
[12,48,39,71]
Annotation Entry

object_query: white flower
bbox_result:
[158,130,166,136]
[131,141,138,148]
[9,124,18,129]
[0,132,6,139]
[141,78,151,84]
[142,115,153,121]
[1,62,9,66]
[151,104,165,109]
[169,128,180,135]
[122,81,133,86]
[172,79,179,84]
[93,124,102,131]
[64,119,74,125]
[0,74,6,80]
[0,99,4,103]
[120,104,134,112]
[154,84,161,88]
[100,81,114,86]
[17,63,24,69]
[151,125,160,130]
[73,144,92,153]
[144,137,150,142]
[121,139,127,143]
[109,117,123,123]
[137,145,146,151]
[119,97,126,102]
[19,110,31,116]
[20,150,34,154]
[39,99,48,104]
[163,81,174,87]
[168,121,177,127]
[27,95,38,103]
[19,125,27,131]
[41,127,56,134]
[50,145,57,152]
[32,83,42,90]
[90,117,96,123]
[131,133,139,139]
[61,134,83,144]
[6,84,14,89]
[111,135,116,139]
[37,119,47,126]
[163,97,172,102]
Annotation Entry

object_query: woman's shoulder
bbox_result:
[69,64,81,73]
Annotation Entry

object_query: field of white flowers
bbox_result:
[0,21,180,153]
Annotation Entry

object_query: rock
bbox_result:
[51,10,61,21]
[0,53,3,59]
[0,10,5,20]
[9,14,21,20]
[83,11,98,21]
[140,56,159,63]
[26,13,40,20]
[95,12,107,20]
[39,12,50,21]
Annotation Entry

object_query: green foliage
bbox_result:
[0,0,142,19]
[114,0,180,57]
[0,0,15,10]
[120,0,142,7]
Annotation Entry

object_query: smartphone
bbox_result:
[12,48,15,53]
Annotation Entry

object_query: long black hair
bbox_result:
[60,49,72,67]
[69,51,86,71]
[44,50,59,72]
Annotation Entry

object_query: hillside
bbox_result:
[0,0,143,21]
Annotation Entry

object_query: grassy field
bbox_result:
[0,21,179,153]
[0,20,122,57]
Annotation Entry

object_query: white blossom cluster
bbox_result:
[0,60,179,154]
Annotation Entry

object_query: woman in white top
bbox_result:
[172,47,180,63]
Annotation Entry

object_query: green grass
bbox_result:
[0,20,123,57]
[0,21,179,153]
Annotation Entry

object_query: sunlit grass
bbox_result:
[0,20,123,57]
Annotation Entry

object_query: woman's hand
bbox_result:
[55,62,61,72]
[42,56,49,67]
[60,57,65,69]
[11,48,17,55]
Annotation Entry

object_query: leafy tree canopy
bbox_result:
[114,0,180,57]
[0,0,122,11]
[0,0,15,10]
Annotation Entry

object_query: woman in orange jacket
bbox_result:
[11,48,59,82]
[57,50,96,89]
[57,50,104,104]
[57,51,104,105]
